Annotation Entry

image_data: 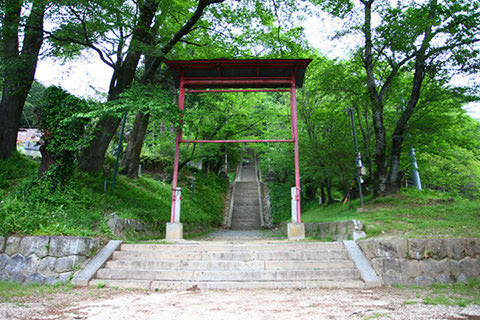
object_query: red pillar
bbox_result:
[171,71,185,223]
[290,72,301,223]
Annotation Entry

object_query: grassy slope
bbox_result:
[301,188,480,239]
[0,153,227,238]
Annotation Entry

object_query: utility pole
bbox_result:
[346,107,364,208]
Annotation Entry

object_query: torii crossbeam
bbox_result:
[164,59,312,240]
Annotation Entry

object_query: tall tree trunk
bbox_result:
[362,0,389,196]
[387,0,436,192]
[122,112,150,178]
[326,178,335,205]
[78,0,159,172]
[363,106,375,190]
[319,183,326,205]
[0,0,46,159]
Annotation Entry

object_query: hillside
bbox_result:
[0,153,227,239]
[300,189,480,239]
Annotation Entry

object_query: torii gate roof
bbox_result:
[164,59,312,89]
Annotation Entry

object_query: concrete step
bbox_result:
[230,222,260,227]
[105,259,355,271]
[231,220,260,225]
[235,183,258,188]
[234,195,259,199]
[231,216,260,220]
[90,279,366,290]
[120,242,345,251]
[92,240,368,290]
[231,225,261,230]
[111,249,350,261]
[96,268,360,281]
[232,204,260,208]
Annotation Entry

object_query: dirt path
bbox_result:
[1,287,479,320]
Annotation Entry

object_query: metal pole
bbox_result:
[111,111,128,191]
[290,71,301,223]
[171,71,185,223]
[347,107,364,208]
[409,147,422,190]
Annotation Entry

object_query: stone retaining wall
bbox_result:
[358,239,480,286]
[281,220,366,241]
[0,236,101,284]
[108,215,163,239]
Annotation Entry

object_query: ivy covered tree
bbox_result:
[36,86,90,184]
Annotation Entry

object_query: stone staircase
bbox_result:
[230,162,261,230]
[90,241,366,289]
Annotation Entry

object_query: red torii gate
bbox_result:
[164,59,312,240]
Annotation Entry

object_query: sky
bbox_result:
[35,8,480,120]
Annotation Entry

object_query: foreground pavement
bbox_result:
[1,286,479,320]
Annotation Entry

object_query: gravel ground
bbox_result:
[1,286,479,320]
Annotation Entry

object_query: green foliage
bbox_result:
[0,152,38,192]
[267,181,292,224]
[0,174,107,237]
[21,81,48,128]
[36,86,90,184]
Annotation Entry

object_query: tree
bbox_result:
[47,0,226,173]
[36,86,90,183]
[0,0,47,159]
[121,0,310,178]
[320,0,480,195]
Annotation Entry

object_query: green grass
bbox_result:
[0,281,74,303]
[0,153,227,238]
[398,280,480,307]
[300,188,480,239]
[422,280,480,307]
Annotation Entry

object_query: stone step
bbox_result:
[234,196,259,200]
[235,188,258,192]
[231,225,261,230]
[231,222,260,228]
[234,195,259,200]
[112,249,350,261]
[120,242,345,251]
[233,199,260,206]
[96,268,360,282]
[105,259,355,271]
[90,279,366,290]
[231,219,260,224]
[235,182,258,187]
[231,215,260,219]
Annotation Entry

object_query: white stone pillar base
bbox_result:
[287,222,305,241]
[165,222,183,241]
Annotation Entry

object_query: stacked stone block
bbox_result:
[282,220,366,241]
[358,238,480,286]
[0,236,101,284]
[108,215,163,239]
